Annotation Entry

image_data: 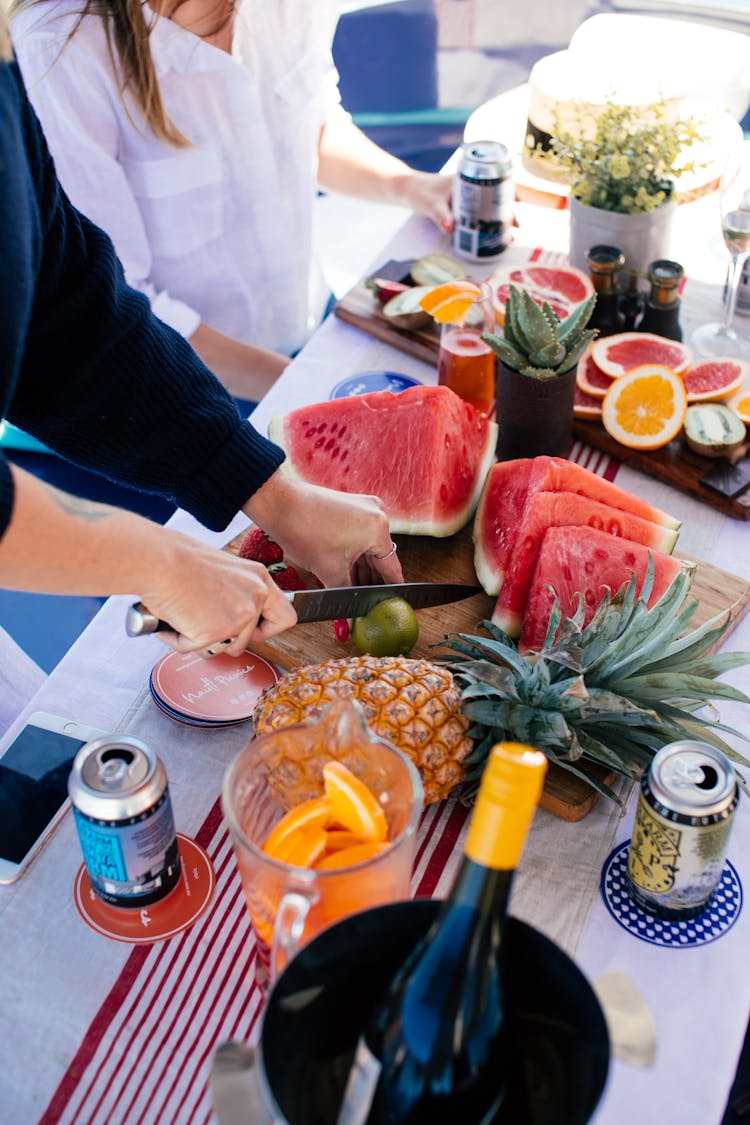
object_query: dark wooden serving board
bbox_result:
[229,525,750,821]
[334,282,750,521]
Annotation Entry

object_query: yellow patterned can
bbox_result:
[627,741,738,920]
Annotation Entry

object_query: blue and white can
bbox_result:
[68,735,180,907]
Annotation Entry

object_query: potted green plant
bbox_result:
[483,284,596,460]
[536,98,706,275]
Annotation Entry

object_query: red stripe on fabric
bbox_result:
[134,881,248,1125]
[602,456,620,482]
[85,855,243,1124]
[414,801,469,898]
[41,804,228,1123]
[118,877,246,1125]
[411,805,440,873]
[37,946,152,1125]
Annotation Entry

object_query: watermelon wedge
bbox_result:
[491,491,679,638]
[473,456,681,595]
[472,459,534,594]
[268,385,497,537]
[518,525,685,653]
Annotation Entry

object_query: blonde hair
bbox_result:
[9,0,190,146]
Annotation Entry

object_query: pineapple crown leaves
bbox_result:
[433,561,750,805]
[482,284,597,380]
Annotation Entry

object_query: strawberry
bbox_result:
[238,528,283,566]
[268,562,307,592]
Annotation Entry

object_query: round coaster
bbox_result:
[151,647,278,723]
[74,835,215,944]
[601,841,743,949]
[330,371,422,398]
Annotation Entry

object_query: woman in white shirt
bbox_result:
[11,0,453,401]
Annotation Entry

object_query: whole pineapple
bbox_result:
[253,566,750,806]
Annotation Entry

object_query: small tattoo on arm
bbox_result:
[43,482,113,522]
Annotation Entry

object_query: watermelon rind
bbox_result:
[518,525,685,653]
[268,385,498,537]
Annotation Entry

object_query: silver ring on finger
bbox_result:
[373,541,398,561]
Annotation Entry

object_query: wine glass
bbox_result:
[692,150,750,358]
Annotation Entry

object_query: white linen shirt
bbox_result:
[13,0,343,355]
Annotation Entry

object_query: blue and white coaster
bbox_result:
[601,842,742,949]
[330,371,422,398]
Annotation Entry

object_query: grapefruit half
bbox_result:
[681,358,750,403]
[487,262,594,327]
[576,346,614,398]
[592,332,693,379]
[574,385,603,419]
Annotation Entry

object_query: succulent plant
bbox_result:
[482,284,597,381]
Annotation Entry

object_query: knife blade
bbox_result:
[125,582,484,637]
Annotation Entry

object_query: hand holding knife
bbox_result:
[125,581,484,639]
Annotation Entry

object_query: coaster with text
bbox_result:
[601,841,742,949]
[74,835,215,944]
[150,647,278,724]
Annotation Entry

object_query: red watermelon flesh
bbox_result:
[518,525,684,653]
[527,457,681,530]
[268,385,497,537]
[492,491,679,638]
[472,458,534,594]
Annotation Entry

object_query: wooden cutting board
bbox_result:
[334,284,750,521]
[228,525,750,821]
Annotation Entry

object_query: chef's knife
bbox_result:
[125,581,484,636]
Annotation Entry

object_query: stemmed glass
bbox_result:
[692,149,750,358]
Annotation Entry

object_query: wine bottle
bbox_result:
[346,742,547,1125]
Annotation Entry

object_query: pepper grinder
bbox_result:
[585,244,625,337]
[638,259,684,341]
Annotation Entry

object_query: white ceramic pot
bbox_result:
[568,196,677,277]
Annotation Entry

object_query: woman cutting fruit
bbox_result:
[0,24,403,664]
[10,0,452,402]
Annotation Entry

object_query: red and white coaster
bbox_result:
[150,648,279,725]
[73,835,215,944]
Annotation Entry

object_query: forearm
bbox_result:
[189,323,290,401]
[0,465,173,596]
[317,114,415,203]
[317,112,453,230]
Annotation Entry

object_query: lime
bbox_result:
[351,597,419,657]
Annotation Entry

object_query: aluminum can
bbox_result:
[68,735,181,908]
[627,741,738,920]
[452,140,514,262]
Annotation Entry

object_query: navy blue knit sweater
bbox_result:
[0,60,285,538]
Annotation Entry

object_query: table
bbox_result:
[2,187,750,1125]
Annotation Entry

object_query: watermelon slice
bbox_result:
[268,385,498,537]
[518,525,684,653]
[491,491,679,638]
[473,455,681,595]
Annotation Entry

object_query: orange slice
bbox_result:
[322,829,366,854]
[315,841,391,871]
[729,384,750,424]
[601,364,688,451]
[322,761,388,843]
[275,826,330,869]
[418,280,482,324]
[262,795,331,860]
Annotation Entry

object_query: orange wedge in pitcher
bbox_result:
[323,761,388,843]
[315,841,390,871]
[262,795,331,860]
[418,280,482,324]
[601,364,687,451]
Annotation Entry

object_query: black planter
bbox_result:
[495,361,577,461]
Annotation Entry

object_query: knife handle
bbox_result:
[125,595,295,638]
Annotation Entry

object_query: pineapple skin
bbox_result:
[252,656,474,805]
